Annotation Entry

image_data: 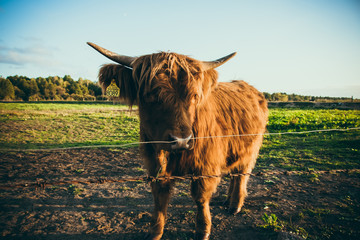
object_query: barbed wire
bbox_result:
[1,127,359,152]
[1,169,359,190]
[1,127,359,190]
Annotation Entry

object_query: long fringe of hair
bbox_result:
[98,52,219,106]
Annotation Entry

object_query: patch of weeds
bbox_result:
[179,191,190,197]
[343,195,353,204]
[264,201,279,210]
[308,172,320,182]
[306,168,320,182]
[285,216,309,239]
[68,184,84,196]
[293,227,309,239]
[271,176,280,181]
[298,211,305,220]
[74,168,85,174]
[264,179,275,184]
[259,213,283,231]
[240,208,251,215]
[304,207,331,221]
[339,195,356,215]
[223,176,230,181]
[107,148,125,152]
[134,167,145,173]
[134,182,145,189]
[264,175,279,185]
[297,168,320,182]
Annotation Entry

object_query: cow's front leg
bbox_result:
[191,177,220,240]
[145,180,173,240]
[227,171,250,215]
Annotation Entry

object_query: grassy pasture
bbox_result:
[0,102,360,239]
[1,102,359,171]
[260,108,360,171]
[0,103,139,150]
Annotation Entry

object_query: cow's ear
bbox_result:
[98,64,138,106]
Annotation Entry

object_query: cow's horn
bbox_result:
[202,52,237,71]
[87,42,136,67]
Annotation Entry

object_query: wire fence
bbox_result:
[2,127,360,152]
[1,127,359,190]
[1,168,359,190]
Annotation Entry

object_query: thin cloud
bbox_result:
[0,44,55,66]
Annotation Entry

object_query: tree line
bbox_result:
[262,92,355,102]
[0,75,356,102]
[0,75,103,101]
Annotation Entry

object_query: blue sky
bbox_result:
[0,0,359,97]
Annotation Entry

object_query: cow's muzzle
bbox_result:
[169,134,193,150]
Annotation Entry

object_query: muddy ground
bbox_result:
[1,148,359,240]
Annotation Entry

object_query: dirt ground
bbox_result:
[1,148,359,240]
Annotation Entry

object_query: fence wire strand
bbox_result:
[1,127,359,190]
[1,169,360,190]
[2,127,360,152]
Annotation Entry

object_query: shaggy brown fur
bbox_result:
[98,52,268,240]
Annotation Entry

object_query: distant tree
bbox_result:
[29,78,40,96]
[304,96,311,101]
[0,78,15,100]
[18,78,31,101]
[263,92,271,101]
[88,82,102,96]
[14,86,25,100]
[47,83,57,99]
[53,76,63,86]
[55,85,66,98]
[67,82,83,95]
[80,84,89,96]
[271,93,288,102]
[36,77,48,97]
[289,94,302,101]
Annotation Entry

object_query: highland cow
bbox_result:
[88,42,268,240]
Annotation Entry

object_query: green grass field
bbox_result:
[260,108,360,171]
[0,103,139,150]
[1,102,360,239]
[1,102,359,171]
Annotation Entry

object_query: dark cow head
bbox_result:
[88,42,236,151]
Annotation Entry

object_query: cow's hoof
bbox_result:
[194,232,210,240]
[144,233,162,240]
[228,207,241,215]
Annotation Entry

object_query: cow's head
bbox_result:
[88,42,236,151]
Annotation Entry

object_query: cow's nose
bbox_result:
[169,134,193,150]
